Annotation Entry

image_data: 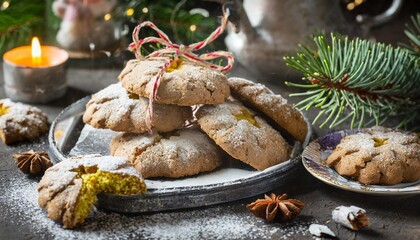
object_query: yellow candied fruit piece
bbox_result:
[72,165,99,178]
[373,137,388,147]
[166,59,183,72]
[128,93,140,100]
[0,103,10,116]
[72,168,147,227]
[235,109,259,127]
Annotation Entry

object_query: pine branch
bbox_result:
[0,0,45,56]
[402,13,420,57]
[284,33,420,129]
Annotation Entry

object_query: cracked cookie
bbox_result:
[326,127,420,185]
[228,77,308,143]
[0,98,48,145]
[38,155,146,228]
[118,59,230,106]
[110,128,223,178]
[83,83,192,133]
[196,99,290,170]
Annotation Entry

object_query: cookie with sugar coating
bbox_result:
[228,77,308,143]
[196,99,290,170]
[110,128,223,178]
[118,59,230,106]
[38,155,146,228]
[83,82,192,133]
[0,98,48,145]
[327,127,420,185]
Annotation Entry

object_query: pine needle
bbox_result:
[402,13,420,57]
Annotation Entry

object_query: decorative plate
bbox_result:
[49,96,313,212]
[302,129,420,196]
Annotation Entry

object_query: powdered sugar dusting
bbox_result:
[196,100,290,170]
[87,82,148,122]
[48,155,142,178]
[227,77,308,143]
[92,82,146,108]
[228,77,289,110]
[0,98,48,137]
[120,59,230,105]
[1,173,315,239]
[160,129,217,164]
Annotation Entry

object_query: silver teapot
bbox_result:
[223,0,403,80]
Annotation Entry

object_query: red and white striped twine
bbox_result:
[128,10,234,133]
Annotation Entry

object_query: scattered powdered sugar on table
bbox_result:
[1,174,316,239]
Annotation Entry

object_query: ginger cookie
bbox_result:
[38,155,146,228]
[0,98,48,145]
[196,100,290,170]
[228,77,308,143]
[118,59,230,106]
[83,83,192,133]
[327,127,420,185]
[110,128,223,178]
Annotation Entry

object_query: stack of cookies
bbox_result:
[83,58,308,178]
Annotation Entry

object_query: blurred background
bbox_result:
[0,0,418,58]
[0,0,418,92]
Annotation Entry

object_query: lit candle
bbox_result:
[5,37,63,68]
[32,37,42,66]
[2,37,69,103]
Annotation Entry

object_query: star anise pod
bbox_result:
[246,193,304,222]
[13,151,53,176]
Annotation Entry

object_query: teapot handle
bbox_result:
[355,0,404,29]
[223,0,257,38]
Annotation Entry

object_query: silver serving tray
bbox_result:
[49,96,312,213]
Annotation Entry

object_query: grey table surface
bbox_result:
[0,58,419,240]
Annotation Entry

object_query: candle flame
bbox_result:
[31,37,42,66]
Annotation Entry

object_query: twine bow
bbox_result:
[128,10,234,132]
